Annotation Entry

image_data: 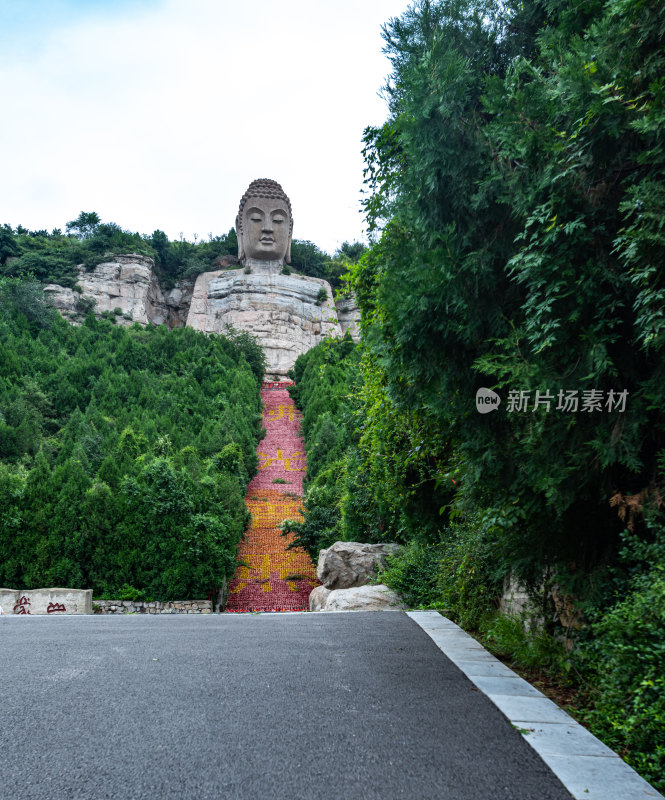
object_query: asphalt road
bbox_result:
[0,612,572,800]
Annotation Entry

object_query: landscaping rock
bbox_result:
[314,584,405,612]
[308,585,332,611]
[316,541,402,590]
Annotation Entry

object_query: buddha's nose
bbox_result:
[262,218,274,232]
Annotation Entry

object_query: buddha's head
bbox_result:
[236,178,293,265]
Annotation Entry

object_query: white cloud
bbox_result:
[0,0,408,252]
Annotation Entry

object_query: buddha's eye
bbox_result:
[273,216,284,224]
[250,216,262,223]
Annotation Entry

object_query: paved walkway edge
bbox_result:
[407,611,662,800]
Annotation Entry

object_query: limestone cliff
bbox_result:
[45,254,359,375]
[334,294,361,341]
[44,254,193,328]
[186,265,342,376]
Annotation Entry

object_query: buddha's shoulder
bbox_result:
[205,268,330,286]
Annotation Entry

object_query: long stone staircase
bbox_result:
[224,382,318,612]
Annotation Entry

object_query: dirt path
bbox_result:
[224,382,318,612]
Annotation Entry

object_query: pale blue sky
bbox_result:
[0,1,161,47]
[0,0,409,252]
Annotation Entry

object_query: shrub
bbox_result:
[75,295,96,315]
[576,517,665,788]
[481,615,572,677]
[433,515,501,628]
[378,541,443,607]
[280,504,339,563]
[116,584,148,602]
[376,513,502,625]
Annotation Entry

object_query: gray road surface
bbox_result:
[0,611,572,800]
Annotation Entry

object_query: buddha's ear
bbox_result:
[236,215,244,262]
[286,220,293,264]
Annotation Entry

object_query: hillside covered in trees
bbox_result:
[285,0,665,788]
[0,277,265,600]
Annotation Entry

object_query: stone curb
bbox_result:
[407,611,662,800]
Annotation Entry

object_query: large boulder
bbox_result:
[317,541,402,590]
[308,585,332,611]
[311,584,405,612]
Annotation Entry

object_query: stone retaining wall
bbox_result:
[94,599,213,614]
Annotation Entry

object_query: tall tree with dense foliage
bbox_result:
[357,0,665,583]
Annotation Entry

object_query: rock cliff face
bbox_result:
[45,254,360,374]
[44,255,193,328]
[186,264,343,376]
[334,294,360,341]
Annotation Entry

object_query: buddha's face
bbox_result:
[239,197,291,263]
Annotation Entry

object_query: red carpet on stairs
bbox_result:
[224,382,319,612]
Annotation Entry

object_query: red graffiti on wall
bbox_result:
[13,595,31,614]
[47,602,66,614]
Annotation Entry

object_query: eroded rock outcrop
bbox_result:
[335,294,360,341]
[186,262,342,376]
[44,255,193,328]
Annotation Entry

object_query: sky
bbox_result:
[0,0,410,253]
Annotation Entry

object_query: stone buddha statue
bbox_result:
[186,178,347,378]
[236,178,293,269]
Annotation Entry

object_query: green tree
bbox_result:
[337,241,367,262]
[355,0,665,580]
[338,0,665,785]
[66,211,101,239]
[0,224,18,263]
